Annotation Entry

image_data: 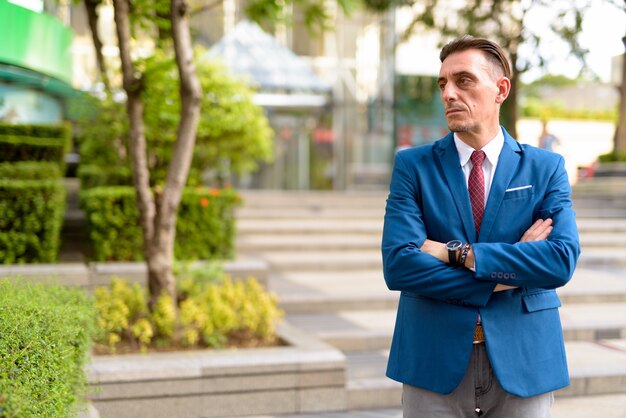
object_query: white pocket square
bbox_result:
[506,185,533,192]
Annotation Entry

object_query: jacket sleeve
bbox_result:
[382,151,496,307]
[472,155,580,289]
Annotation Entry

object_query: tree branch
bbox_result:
[112,0,155,246]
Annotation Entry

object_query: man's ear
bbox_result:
[495,77,511,104]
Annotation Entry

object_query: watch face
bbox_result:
[446,240,463,251]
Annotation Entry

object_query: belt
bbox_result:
[473,323,485,344]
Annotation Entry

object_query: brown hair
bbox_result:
[440,35,511,79]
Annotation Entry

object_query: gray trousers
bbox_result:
[402,343,553,418]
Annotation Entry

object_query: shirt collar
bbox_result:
[453,128,505,167]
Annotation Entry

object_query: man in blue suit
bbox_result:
[382,36,580,417]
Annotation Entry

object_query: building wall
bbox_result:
[0,0,75,124]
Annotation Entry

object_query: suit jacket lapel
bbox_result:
[436,134,477,242]
[479,132,523,241]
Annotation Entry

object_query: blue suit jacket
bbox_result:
[382,128,580,397]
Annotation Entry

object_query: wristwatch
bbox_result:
[445,240,464,265]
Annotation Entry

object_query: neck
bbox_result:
[456,124,500,150]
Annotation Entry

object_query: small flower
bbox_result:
[210,188,220,197]
[200,197,209,207]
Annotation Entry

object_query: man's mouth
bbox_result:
[446,108,464,116]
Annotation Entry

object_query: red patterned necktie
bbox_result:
[469,150,486,235]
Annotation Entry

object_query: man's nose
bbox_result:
[441,84,457,102]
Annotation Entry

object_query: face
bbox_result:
[437,49,509,140]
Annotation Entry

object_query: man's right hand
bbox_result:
[493,218,553,292]
[520,218,553,242]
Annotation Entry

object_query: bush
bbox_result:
[0,279,95,417]
[80,186,240,261]
[0,123,71,140]
[0,135,68,166]
[94,276,282,353]
[598,151,626,163]
[176,187,240,260]
[520,98,618,122]
[0,180,66,263]
[79,186,142,261]
[77,164,132,189]
[0,161,62,180]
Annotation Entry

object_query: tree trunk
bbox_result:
[501,51,519,139]
[84,0,110,91]
[615,38,626,153]
[112,0,159,306]
[143,0,202,307]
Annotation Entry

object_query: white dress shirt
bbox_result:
[454,128,505,206]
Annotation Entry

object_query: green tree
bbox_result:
[83,0,389,309]
[111,0,202,307]
[400,0,591,138]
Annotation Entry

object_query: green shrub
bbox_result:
[176,187,240,260]
[0,123,71,140]
[520,98,618,122]
[79,186,143,261]
[94,276,282,353]
[80,186,240,261]
[598,151,626,163]
[0,180,66,263]
[175,260,224,296]
[0,161,62,180]
[0,279,95,417]
[77,164,132,189]
[0,135,68,166]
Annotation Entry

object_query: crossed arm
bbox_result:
[420,218,554,292]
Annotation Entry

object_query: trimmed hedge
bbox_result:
[0,279,95,417]
[0,161,62,180]
[77,164,132,189]
[0,123,71,140]
[0,135,68,165]
[80,186,240,261]
[0,180,66,263]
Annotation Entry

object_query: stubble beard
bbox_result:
[447,120,475,133]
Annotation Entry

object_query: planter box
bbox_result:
[0,259,269,289]
[88,323,347,417]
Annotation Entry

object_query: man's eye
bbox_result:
[438,83,446,91]
[459,78,471,85]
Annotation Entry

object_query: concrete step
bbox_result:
[236,207,384,219]
[579,233,626,247]
[286,301,626,352]
[237,220,381,235]
[246,250,383,272]
[559,269,626,304]
[236,234,381,252]
[346,340,626,410]
[270,268,626,314]
[239,191,387,208]
[242,247,626,272]
[244,394,626,418]
[576,218,626,233]
[578,248,626,268]
[236,231,626,253]
[236,207,626,223]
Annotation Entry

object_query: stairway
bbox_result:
[235,185,626,415]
